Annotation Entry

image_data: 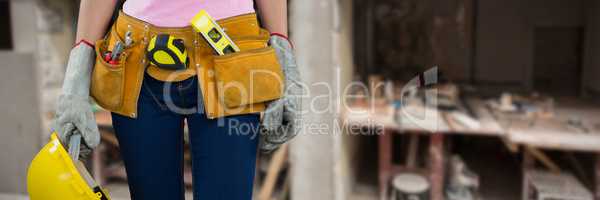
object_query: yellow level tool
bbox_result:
[191,10,240,55]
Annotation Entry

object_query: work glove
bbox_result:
[52,42,100,159]
[259,35,303,153]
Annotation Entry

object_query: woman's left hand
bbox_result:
[259,35,303,153]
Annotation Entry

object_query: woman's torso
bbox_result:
[123,0,255,27]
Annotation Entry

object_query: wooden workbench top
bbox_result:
[342,97,600,152]
[496,98,600,152]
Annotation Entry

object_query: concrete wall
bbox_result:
[289,0,336,198]
[0,52,42,194]
[0,0,68,194]
[475,0,584,88]
[10,1,37,54]
[289,0,354,199]
[0,0,44,194]
[334,0,356,198]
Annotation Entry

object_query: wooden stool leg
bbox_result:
[379,176,389,200]
[406,134,419,168]
[429,134,445,200]
[522,151,534,200]
[379,129,393,200]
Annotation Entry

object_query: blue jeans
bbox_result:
[111,73,260,200]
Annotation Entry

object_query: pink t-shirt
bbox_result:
[123,0,255,27]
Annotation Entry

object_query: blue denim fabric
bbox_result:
[111,73,260,200]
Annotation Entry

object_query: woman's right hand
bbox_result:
[54,0,117,158]
[52,43,100,159]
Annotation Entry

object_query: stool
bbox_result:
[391,173,430,200]
[525,170,593,200]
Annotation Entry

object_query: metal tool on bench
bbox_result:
[191,10,240,55]
[446,155,479,200]
[27,130,111,200]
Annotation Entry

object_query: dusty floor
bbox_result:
[105,183,194,199]
[0,194,27,200]
[1,183,192,200]
[349,183,379,200]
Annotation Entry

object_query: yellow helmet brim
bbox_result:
[27,133,110,200]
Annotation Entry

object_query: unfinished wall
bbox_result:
[352,0,471,82]
[583,0,600,95]
[431,0,471,81]
[475,0,584,89]
[335,0,357,198]
[353,0,434,81]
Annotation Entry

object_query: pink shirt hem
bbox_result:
[123,0,255,27]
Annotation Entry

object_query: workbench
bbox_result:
[491,98,600,200]
[343,103,448,200]
[498,98,600,152]
[342,100,504,200]
[342,97,600,200]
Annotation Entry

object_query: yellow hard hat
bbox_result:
[27,132,111,200]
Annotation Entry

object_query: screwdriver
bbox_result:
[110,41,124,64]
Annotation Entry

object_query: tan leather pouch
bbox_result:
[91,25,144,111]
[213,30,284,108]
[91,37,127,111]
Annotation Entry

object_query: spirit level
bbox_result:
[191,10,240,55]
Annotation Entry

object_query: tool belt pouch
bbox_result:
[213,35,284,108]
[90,33,127,111]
